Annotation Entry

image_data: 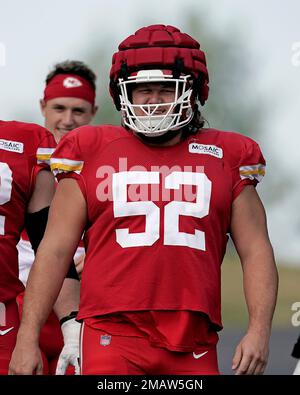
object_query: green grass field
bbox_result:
[221,251,300,328]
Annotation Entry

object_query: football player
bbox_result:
[0,120,55,374]
[9,25,278,375]
[16,60,98,375]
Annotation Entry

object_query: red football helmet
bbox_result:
[110,25,209,136]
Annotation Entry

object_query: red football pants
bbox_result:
[80,322,220,375]
[0,299,19,374]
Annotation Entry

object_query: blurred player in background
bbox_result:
[10,25,278,375]
[16,60,97,375]
[0,120,55,374]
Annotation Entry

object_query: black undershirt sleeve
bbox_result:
[24,207,79,281]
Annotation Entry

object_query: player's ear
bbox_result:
[40,99,46,117]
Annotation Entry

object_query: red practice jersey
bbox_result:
[51,125,265,329]
[0,121,55,303]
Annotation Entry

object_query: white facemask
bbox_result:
[118,69,194,137]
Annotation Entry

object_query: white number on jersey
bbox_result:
[113,171,160,247]
[112,171,212,250]
[0,162,13,235]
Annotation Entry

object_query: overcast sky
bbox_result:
[1,0,299,265]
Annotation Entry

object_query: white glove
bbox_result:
[293,359,300,375]
[55,317,81,375]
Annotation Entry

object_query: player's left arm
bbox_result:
[230,185,278,375]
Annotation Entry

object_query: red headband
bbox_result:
[43,74,95,105]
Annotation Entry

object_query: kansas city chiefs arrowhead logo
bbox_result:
[63,77,82,88]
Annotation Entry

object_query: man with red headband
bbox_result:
[16,60,97,375]
[41,60,98,143]
[10,25,278,375]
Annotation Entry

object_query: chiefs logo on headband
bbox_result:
[63,77,83,88]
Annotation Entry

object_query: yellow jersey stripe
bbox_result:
[240,169,265,176]
[37,154,52,161]
[50,162,83,172]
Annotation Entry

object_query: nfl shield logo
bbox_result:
[100,334,111,346]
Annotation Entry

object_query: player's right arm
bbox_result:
[9,178,87,375]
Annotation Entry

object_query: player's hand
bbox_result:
[56,317,81,375]
[9,338,43,375]
[74,253,85,278]
[232,330,269,375]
